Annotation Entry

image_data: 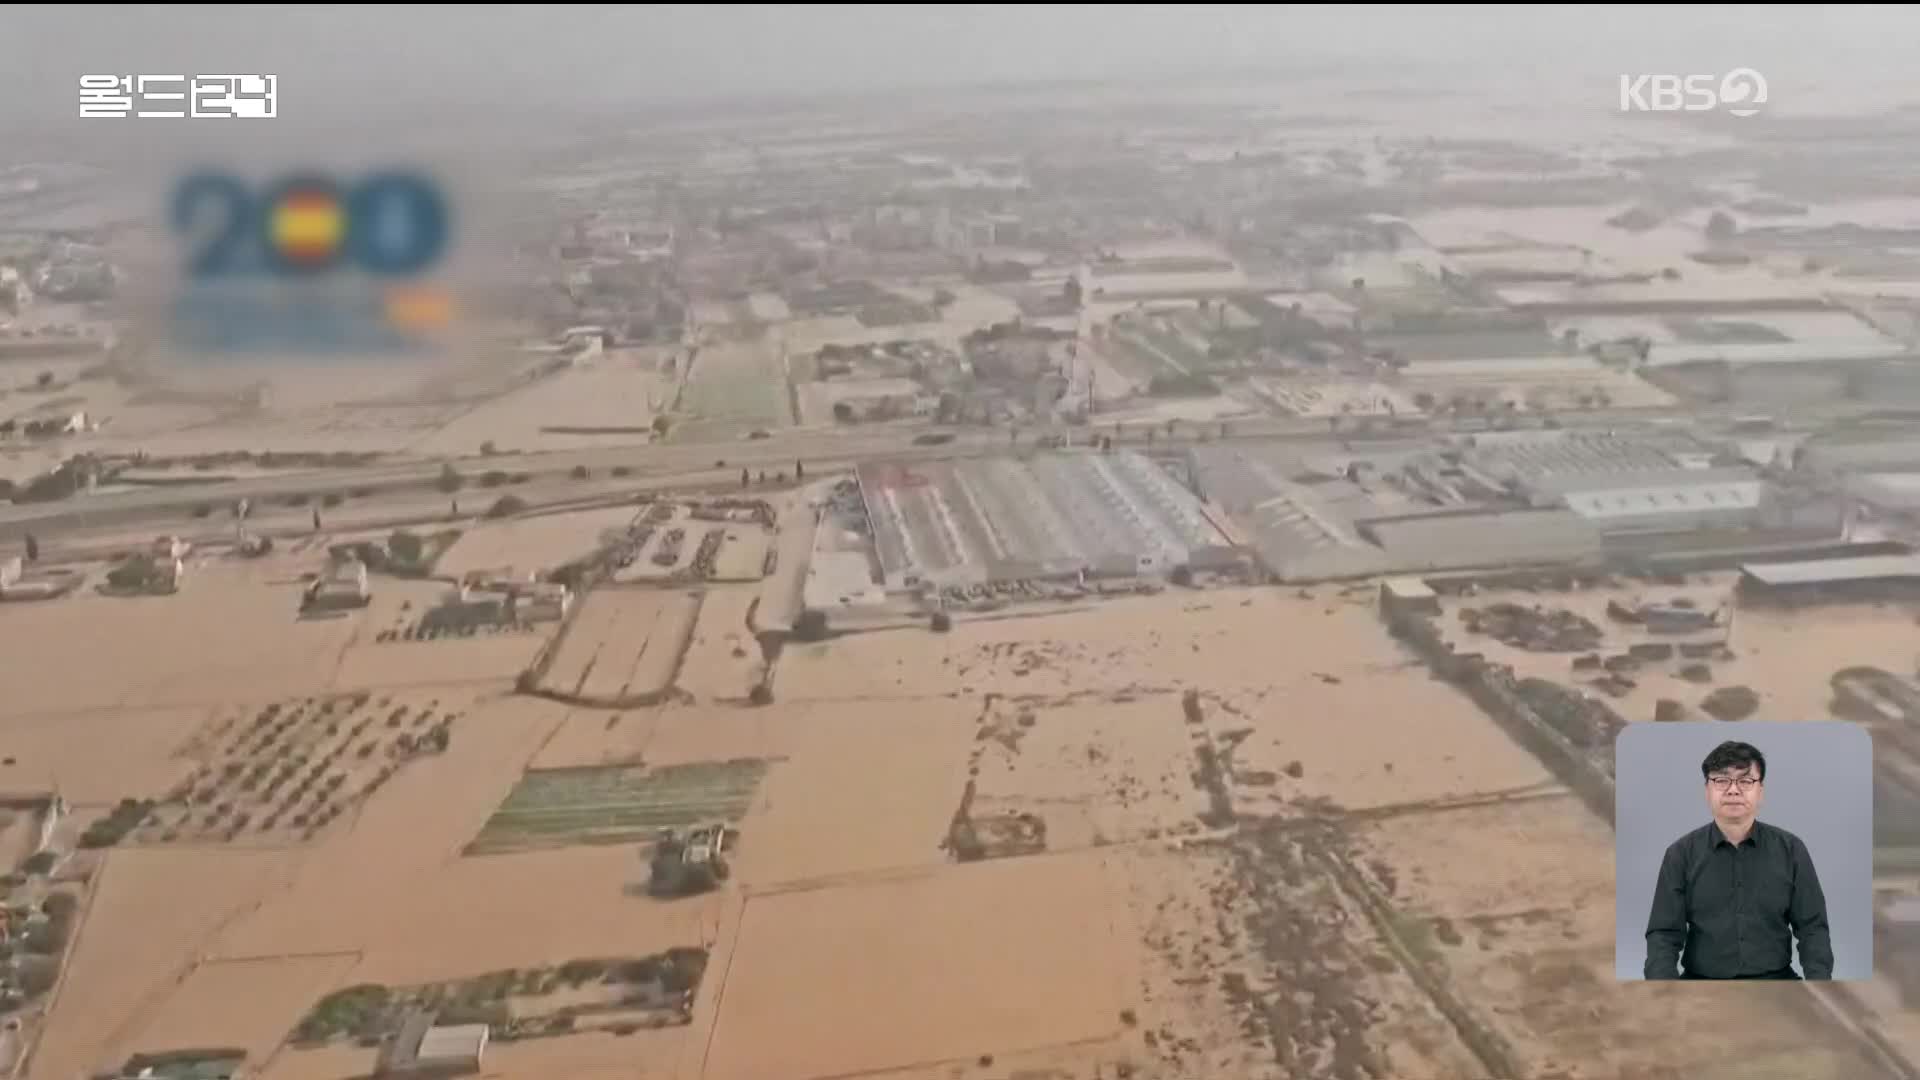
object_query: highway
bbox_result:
[0,400,1875,543]
[0,428,962,539]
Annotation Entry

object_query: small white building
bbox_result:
[379,1014,489,1075]
[512,582,571,623]
[414,1024,488,1072]
[1379,576,1441,616]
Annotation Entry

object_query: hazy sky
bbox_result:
[4,5,1920,125]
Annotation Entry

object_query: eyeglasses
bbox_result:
[1707,776,1762,792]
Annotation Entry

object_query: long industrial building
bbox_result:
[1189,430,1845,582]
[855,451,1235,588]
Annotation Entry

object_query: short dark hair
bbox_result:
[1701,740,1766,782]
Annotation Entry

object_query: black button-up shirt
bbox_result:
[1644,819,1833,980]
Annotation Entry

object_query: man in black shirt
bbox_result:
[1644,740,1833,980]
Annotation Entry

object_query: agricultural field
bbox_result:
[0,565,359,714]
[727,699,975,888]
[26,848,302,1080]
[708,524,773,581]
[1097,327,1181,385]
[115,692,463,848]
[527,704,780,772]
[703,852,1125,1080]
[120,954,361,1067]
[433,505,639,581]
[197,695,709,977]
[535,588,700,703]
[961,693,1216,851]
[1128,315,1211,370]
[676,586,765,703]
[672,337,793,442]
[8,357,518,464]
[332,631,551,691]
[288,947,705,1049]
[775,588,1388,702]
[405,349,673,456]
[754,492,818,633]
[519,695,977,885]
[0,707,209,806]
[466,760,769,855]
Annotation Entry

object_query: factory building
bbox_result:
[1798,437,1920,477]
[1556,471,1767,534]
[1358,509,1603,574]
[1737,552,1920,605]
[854,452,1233,590]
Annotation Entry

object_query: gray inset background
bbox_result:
[1615,721,1873,980]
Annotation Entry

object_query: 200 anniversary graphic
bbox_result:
[168,168,455,354]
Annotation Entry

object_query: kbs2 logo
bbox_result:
[1618,68,1768,118]
[171,170,450,279]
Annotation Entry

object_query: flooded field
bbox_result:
[675,337,793,442]
[709,524,772,581]
[404,349,672,457]
[329,631,549,691]
[0,567,359,713]
[704,852,1126,1080]
[29,848,300,1080]
[1427,572,1920,724]
[122,955,360,1067]
[0,707,208,806]
[712,586,1907,1078]
[1346,796,1885,1078]
[676,586,765,703]
[536,588,701,703]
[433,505,638,581]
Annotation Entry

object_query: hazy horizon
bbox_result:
[5,4,1920,129]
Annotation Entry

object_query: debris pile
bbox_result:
[1607,598,1722,633]
[1654,699,1691,723]
[1514,677,1627,748]
[651,527,686,567]
[1701,685,1760,721]
[1459,603,1602,652]
[685,530,724,579]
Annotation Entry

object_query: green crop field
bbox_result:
[670,340,794,441]
[678,375,791,428]
[1134,321,1210,370]
[466,759,770,854]
[1104,331,1178,383]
